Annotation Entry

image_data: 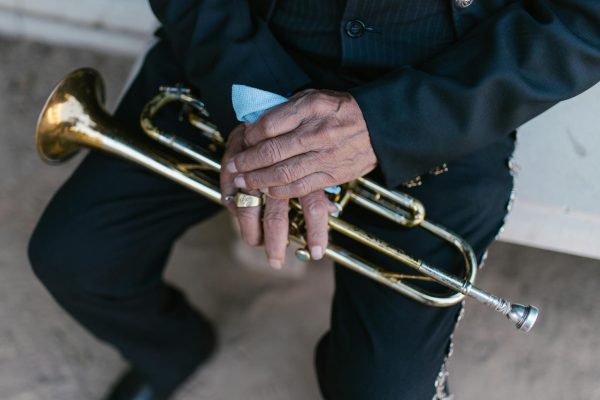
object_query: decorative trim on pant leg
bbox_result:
[432,302,464,400]
[432,138,519,400]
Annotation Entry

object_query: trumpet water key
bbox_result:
[35,68,539,332]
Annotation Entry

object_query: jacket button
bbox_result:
[455,0,473,8]
[345,19,366,38]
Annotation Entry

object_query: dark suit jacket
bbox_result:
[148,0,600,188]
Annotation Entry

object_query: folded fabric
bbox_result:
[232,84,288,123]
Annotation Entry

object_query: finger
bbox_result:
[300,191,331,260]
[243,96,311,147]
[262,197,290,269]
[220,126,246,214]
[221,169,239,215]
[221,189,237,215]
[265,173,338,199]
[220,125,263,244]
[219,125,244,215]
[228,123,323,175]
[237,152,322,190]
[237,200,264,246]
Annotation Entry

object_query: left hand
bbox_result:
[225,89,378,199]
[220,124,336,269]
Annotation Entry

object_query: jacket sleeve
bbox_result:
[148,0,311,133]
[349,0,600,188]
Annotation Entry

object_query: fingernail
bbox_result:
[311,246,323,260]
[259,187,269,194]
[234,175,247,189]
[269,259,282,270]
[227,161,238,173]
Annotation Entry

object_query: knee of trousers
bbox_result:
[28,215,103,293]
[317,349,442,400]
[29,220,72,291]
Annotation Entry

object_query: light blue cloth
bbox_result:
[231,84,341,195]
[232,84,288,123]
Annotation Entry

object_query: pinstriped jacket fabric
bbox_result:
[266,0,457,87]
[149,0,600,187]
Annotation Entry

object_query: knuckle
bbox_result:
[285,100,300,118]
[306,98,323,114]
[233,156,247,171]
[294,89,318,103]
[243,235,261,247]
[294,179,312,196]
[258,140,281,164]
[302,123,331,147]
[305,90,322,102]
[241,130,252,148]
[265,188,287,200]
[300,88,319,96]
[258,116,276,138]
[297,128,321,149]
[296,132,310,148]
[318,93,334,106]
[315,124,333,142]
[313,151,331,170]
[314,92,337,109]
[237,208,258,223]
[304,200,326,218]
[324,170,340,185]
[296,91,321,111]
[243,173,261,188]
[263,213,287,230]
[274,164,294,183]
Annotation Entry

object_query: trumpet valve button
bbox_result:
[295,248,311,262]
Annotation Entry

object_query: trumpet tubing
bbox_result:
[35,68,538,332]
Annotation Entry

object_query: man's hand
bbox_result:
[221,124,263,246]
[220,124,336,270]
[226,89,377,199]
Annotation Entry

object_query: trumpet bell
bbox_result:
[36,68,106,164]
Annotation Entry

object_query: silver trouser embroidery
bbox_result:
[432,303,464,400]
[432,135,519,400]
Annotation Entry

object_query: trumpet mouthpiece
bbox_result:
[508,304,538,332]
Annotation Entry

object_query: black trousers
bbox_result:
[29,40,516,400]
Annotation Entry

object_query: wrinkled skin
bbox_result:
[220,89,376,269]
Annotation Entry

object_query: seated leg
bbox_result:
[29,38,223,396]
[316,136,517,400]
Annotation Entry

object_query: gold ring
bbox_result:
[234,192,264,208]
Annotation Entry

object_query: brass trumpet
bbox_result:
[36,68,538,332]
